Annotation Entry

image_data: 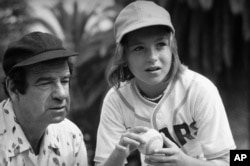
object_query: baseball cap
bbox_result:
[2,31,78,75]
[114,1,175,44]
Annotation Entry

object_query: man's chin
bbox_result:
[51,116,66,124]
[51,111,67,123]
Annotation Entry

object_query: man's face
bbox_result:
[14,59,71,126]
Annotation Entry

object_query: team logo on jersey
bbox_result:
[160,121,197,146]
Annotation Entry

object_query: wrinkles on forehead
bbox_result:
[26,59,68,73]
[24,59,71,82]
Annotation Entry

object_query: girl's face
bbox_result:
[125,26,172,90]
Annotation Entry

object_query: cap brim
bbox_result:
[14,49,78,68]
[117,20,174,43]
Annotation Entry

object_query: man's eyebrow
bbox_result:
[35,74,71,83]
[35,77,55,84]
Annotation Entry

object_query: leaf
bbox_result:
[188,10,202,70]
[242,0,250,41]
[212,0,223,73]
[222,1,232,68]
[199,0,214,11]
[187,0,200,9]
[229,0,244,15]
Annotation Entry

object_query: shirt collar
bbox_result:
[1,99,60,158]
[1,99,32,157]
[44,126,60,149]
[0,99,8,134]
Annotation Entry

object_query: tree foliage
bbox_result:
[0,0,32,100]
[0,0,31,41]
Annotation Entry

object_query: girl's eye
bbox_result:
[133,46,144,52]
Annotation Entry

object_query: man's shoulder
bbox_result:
[0,99,11,134]
[47,118,83,137]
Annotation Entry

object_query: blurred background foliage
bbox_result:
[0,0,249,165]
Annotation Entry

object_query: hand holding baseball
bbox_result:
[118,126,148,155]
[144,133,189,166]
[138,129,163,155]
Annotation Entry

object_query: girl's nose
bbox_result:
[146,48,157,63]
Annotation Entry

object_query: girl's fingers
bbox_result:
[120,129,147,147]
[153,148,176,156]
[145,154,174,164]
[129,126,149,133]
[122,136,141,147]
[160,133,178,148]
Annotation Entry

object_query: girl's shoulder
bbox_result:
[104,80,134,100]
[177,69,218,93]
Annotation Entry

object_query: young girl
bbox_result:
[94,1,235,166]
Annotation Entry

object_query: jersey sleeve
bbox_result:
[94,88,128,164]
[192,79,236,159]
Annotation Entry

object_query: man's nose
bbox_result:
[52,83,68,100]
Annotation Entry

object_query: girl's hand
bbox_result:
[144,133,189,166]
[118,126,148,155]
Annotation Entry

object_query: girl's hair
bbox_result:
[106,28,186,89]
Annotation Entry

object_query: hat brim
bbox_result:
[13,49,78,68]
[117,20,174,43]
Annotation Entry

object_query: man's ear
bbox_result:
[5,77,18,98]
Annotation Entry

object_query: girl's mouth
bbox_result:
[145,67,161,72]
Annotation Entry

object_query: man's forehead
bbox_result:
[25,59,70,76]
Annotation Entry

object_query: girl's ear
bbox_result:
[115,44,124,61]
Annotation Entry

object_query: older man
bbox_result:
[0,32,88,166]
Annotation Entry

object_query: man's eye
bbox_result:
[157,42,167,47]
[61,79,70,84]
[36,82,51,87]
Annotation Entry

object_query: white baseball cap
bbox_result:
[114,1,175,44]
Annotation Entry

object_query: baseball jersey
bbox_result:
[0,99,88,166]
[94,68,236,165]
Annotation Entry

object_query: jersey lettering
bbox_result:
[159,128,180,147]
[174,123,195,145]
[160,121,197,146]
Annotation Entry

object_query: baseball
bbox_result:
[138,129,163,155]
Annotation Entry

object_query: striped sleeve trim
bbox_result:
[172,75,196,124]
[116,90,134,112]
[205,145,236,159]
[116,90,151,123]
[135,114,151,123]
[94,156,106,163]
